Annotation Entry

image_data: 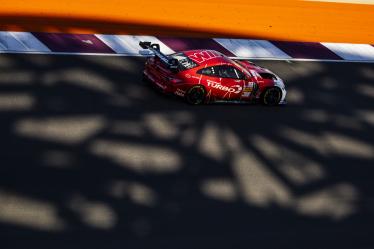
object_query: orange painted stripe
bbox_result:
[0,0,373,43]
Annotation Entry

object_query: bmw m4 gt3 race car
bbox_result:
[139,41,286,105]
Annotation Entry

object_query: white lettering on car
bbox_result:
[207,80,242,94]
[188,51,221,64]
[174,88,186,97]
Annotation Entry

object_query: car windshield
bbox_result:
[230,59,252,77]
[169,53,198,71]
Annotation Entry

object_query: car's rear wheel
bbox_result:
[185,85,206,105]
[261,87,282,106]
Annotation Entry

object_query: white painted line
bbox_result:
[10,32,51,52]
[0,39,6,50]
[0,51,143,56]
[0,50,373,63]
[214,38,292,59]
[230,56,374,63]
[95,34,174,55]
[0,32,50,52]
[321,43,374,61]
[0,32,26,51]
[305,0,374,4]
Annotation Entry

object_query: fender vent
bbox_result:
[259,73,276,80]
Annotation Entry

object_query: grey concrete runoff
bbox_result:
[0,54,373,249]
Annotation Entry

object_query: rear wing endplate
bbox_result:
[139,41,178,70]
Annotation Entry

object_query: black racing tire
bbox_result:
[261,87,282,106]
[185,85,206,105]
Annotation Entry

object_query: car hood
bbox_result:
[233,59,285,89]
[233,59,273,74]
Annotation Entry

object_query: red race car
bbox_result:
[139,41,286,105]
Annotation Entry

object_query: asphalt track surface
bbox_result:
[0,54,373,249]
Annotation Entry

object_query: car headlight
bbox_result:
[274,76,285,89]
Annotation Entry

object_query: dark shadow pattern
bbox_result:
[0,54,373,249]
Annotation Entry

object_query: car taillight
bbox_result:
[168,77,182,83]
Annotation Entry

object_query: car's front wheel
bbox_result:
[185,85,206,105]
[261,87,282,106]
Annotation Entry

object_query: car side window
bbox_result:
[215,66,245,79]
[197,67,216,76]
[197,65,245,79]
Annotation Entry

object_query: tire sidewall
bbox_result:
[261,87,282,106]
[185,85,206,105]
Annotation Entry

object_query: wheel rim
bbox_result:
[264,88,281,105]
[187,87,205,104]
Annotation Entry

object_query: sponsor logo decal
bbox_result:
[174,88,186,97]
[188,50,221,64]
[243,82,255,92]
[207,80,242,93]
[241,82,255,97]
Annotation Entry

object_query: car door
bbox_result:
[196,65,245,101]
[195,66,222,101]
[214,65,245,100]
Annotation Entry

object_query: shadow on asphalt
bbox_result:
[0,54,373,249]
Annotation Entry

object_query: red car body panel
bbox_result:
[143,49,286,104]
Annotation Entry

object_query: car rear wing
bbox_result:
[139,41,178,71]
